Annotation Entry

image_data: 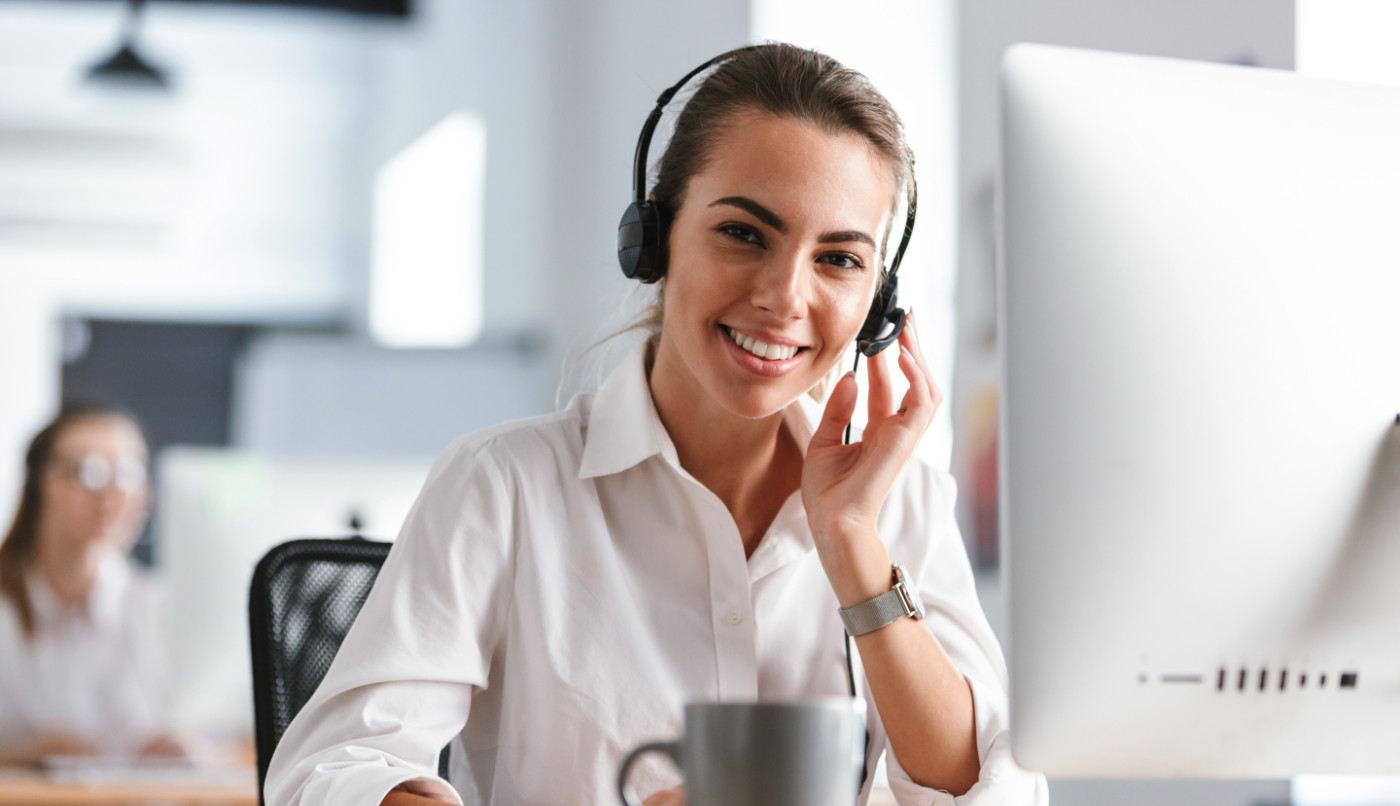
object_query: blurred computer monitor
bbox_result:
[154,446,430,739]
[1000,44,1400,777]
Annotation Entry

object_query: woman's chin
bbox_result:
[713,378,811,421]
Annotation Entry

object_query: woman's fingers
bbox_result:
[896,344,930,424]
[866,342,895,429]
[904,313,942,411]
[643,786,686,806]
[811,371,858,451]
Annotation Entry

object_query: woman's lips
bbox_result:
[720,325,807,377]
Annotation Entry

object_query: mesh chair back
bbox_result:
[248,537,392,801]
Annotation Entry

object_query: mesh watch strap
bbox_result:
[838,564,923,636]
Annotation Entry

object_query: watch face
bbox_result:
[892,564,924,619]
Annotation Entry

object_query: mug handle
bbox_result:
[617,739,682,806]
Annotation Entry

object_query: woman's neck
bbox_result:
[649,347,805,556]
[33,533,105,609]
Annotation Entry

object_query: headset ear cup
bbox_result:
[617,201,668,283]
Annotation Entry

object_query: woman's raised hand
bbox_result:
[802,315,942,564]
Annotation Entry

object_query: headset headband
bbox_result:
[631,48,759,205]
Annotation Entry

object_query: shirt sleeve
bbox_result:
[264,439,516,806]
[871,462,1048,806]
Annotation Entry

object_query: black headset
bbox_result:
[616,46,915,358]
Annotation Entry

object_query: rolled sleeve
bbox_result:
[879,675,1047,806]
[264,439,515,806]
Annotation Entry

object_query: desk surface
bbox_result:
[0,767,897,806]
[0,767,257,806]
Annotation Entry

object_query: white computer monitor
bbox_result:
[1000,44,1400,778]
[154,447,431,739]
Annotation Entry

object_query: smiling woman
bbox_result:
[264,43,1046,806]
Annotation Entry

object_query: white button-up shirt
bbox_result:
[0,557,169,754]
[265,347,1047,806]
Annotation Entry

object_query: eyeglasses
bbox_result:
[52,453,148,494]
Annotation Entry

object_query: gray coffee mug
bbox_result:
[617,698,867,806]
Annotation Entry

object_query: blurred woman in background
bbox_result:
[0,403,187,765]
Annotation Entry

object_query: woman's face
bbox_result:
[39,415,151,556]
[652,109,896,420]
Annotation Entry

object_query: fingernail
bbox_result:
[900,345,913,360]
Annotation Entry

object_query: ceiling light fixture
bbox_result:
[85,0,170,90]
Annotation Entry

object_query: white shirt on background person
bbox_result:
[265,346,1047,806]
[0,556,169,756]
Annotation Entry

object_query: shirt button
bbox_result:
[726,611,743,625]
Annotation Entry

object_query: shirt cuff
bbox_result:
[292,763,462,806]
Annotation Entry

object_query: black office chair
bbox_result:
[249,536,449,804]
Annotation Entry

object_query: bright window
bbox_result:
[370,111,487,349]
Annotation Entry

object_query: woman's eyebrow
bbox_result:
[709,196,785,232]
[819,230,876,249]
[708,196,876,249]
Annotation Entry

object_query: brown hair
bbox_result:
[566,43,916,401]
[0,403,144,639]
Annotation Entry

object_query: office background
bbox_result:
[0,0,1388,803]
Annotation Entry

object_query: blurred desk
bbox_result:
[0,766,257,805]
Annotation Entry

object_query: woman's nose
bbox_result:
[749,251,808,319]
[93,486,124,512]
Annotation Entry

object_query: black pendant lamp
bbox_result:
[86,0,170,89]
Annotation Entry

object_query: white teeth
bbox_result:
[727,327,799,361]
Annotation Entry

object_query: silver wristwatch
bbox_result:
[838,564,924,636]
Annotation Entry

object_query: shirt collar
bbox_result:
[26,555,130,631]
[578,343,826,480]
[578,344,677,480]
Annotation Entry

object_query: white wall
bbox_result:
[539,0,752,386]
[0,0,745,488]
[951,0,1298,550]
[350,0,559,338]
[0,282,58,505]
[229,0,753,456]
[231,332,555,458]
[0,1,378,506]
[0,3,372,323]
[952,0,1297,504]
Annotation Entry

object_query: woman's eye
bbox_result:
[719,223,764,246]
[820,252,865,271]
